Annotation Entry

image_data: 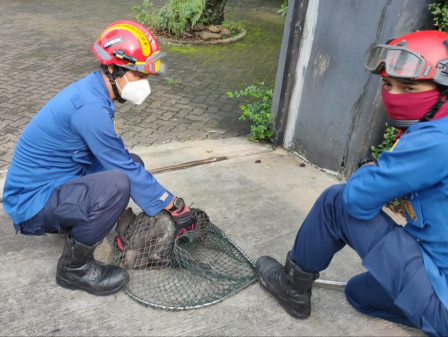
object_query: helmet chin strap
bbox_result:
[386,116,419,129]
[101,64,127,103]
[421,88,448,122]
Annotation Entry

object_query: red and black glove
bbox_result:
[115,207,136,251]
[168,197,195,240]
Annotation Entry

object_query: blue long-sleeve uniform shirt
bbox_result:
[343,118,448,310]
[3,71,172,226]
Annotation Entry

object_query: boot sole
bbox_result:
[56,274,129,296]
[258,276,311,319]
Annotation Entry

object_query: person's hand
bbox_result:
[168,197,195,240]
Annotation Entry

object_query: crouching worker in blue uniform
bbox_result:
[2,20,195,296]
[255,30,448,336]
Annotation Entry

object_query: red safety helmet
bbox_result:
[365,30,448,85]
[92,20,165,75]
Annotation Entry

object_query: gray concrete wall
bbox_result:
[273,0,433,178]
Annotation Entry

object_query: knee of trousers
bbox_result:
[345,273,370,313]
[315,184,347,221]
[321,184,345,203]
[344,272,390,315]
[90,170,131,213]
[67,171,131,245]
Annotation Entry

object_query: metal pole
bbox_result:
[315,279,347,289]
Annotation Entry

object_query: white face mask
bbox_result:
[116,74,151,105]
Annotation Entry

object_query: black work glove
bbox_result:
[115,207,136,251]
[168,197,196,240]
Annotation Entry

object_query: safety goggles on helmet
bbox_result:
[365,44,427,78]
[112,49,166,75]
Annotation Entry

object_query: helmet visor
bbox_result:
[134,52,166,75]
[365,45,425,78]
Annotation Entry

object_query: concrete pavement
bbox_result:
[0,137,421,336]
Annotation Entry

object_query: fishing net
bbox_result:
[109,208,256,310]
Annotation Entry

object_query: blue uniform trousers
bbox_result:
[290,184,448,336]
[16,154,144,246]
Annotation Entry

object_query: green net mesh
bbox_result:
[110,208,256,310]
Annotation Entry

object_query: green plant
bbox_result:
[132,0,154,27]
[132,0,243,38]
[227,82,274,142]
[371,123,401,211]
[221,20,244,36]
[165,77,183,85]
[277,0,288,17]
[133,0,206,34]
[199,8,216,24]
[153,0,206,35]
[371,123,399,159]
[429,1,448,32]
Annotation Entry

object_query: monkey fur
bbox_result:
[114,208,210,270]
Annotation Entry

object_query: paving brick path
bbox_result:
[0,0,284,171]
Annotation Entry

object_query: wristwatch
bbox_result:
[358,156,378,168]
[168,197,184,212]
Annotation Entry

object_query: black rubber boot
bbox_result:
[255,252,319,319]
[56,235,129,296]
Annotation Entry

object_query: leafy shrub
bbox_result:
[371,123,401,211]
[371,123,399,159]
[132,0,243,37]
[154,0,206,34]
[429,1,448,32]
[227,83,274,142]
[132,0,154,27]
[133,0,206,35]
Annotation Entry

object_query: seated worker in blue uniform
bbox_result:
[2,20,195,296]
[255,30,448,336]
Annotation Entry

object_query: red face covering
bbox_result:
[381,88,441,129]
